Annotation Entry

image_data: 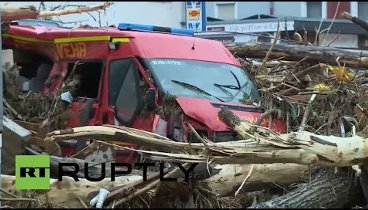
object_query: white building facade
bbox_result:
[201,1,368,50]
[205,1,368,21]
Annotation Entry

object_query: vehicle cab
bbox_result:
[3,21,286,163]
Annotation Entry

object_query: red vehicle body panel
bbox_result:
[4,25,240,66]
[176,97,286,133]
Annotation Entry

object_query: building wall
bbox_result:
[205,2,315,20]
[1,1,185,28]
[206,1,362,20]
[206,2,270,20]
[236,2,271,19]
[273,2,303,17]
[205,2,216,18]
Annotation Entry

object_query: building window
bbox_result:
[216,3,235,20]
[358,2,368,20]
[307,2,322,18]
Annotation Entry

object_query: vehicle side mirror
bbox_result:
[146,88,156,111]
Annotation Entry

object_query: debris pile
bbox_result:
[1,8,368,209]
[3,62,76,131]
[237,54,368,135]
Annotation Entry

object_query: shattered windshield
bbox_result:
[146,59,261,103]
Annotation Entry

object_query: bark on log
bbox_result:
[225,42,368,68]
[249,169,364,208]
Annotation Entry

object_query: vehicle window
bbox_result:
[66,61,103,99]
[146,59,260,103]
[13,49,53,92]
[110,59,142,124]
[109,59,133,105]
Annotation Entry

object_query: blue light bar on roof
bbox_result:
[118,23,193,36]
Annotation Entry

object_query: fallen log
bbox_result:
[225,42,368,68]
[249,168,364,208]
[45,119,368,167]
[1,3,113,22]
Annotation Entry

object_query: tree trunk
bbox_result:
[249,169,364,208]
[204,163,310,196]
[45,123,368,167]
[225,42,368,68]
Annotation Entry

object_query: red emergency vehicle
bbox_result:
[3,20,286,163]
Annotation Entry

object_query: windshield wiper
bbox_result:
[213,70,259,103]
[214,71,241,90]
[171,80,224,102]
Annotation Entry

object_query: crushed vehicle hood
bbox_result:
[176,97,286,133]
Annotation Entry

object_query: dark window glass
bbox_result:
[109,59,142,124]
[358,2,368,21]
[146,59,260,103]
[307,2,322,18]
[109,59,134,105]
[66,61,103,99]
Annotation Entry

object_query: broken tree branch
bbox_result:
[38,2,113,18]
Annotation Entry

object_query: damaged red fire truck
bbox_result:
[3,20,286,163]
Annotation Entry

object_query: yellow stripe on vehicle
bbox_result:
[54,35,111,43]
[111,38,130,43]
[3,33,53,43]
[5,33,130,44]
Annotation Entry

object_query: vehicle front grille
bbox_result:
[212,131,240,142]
